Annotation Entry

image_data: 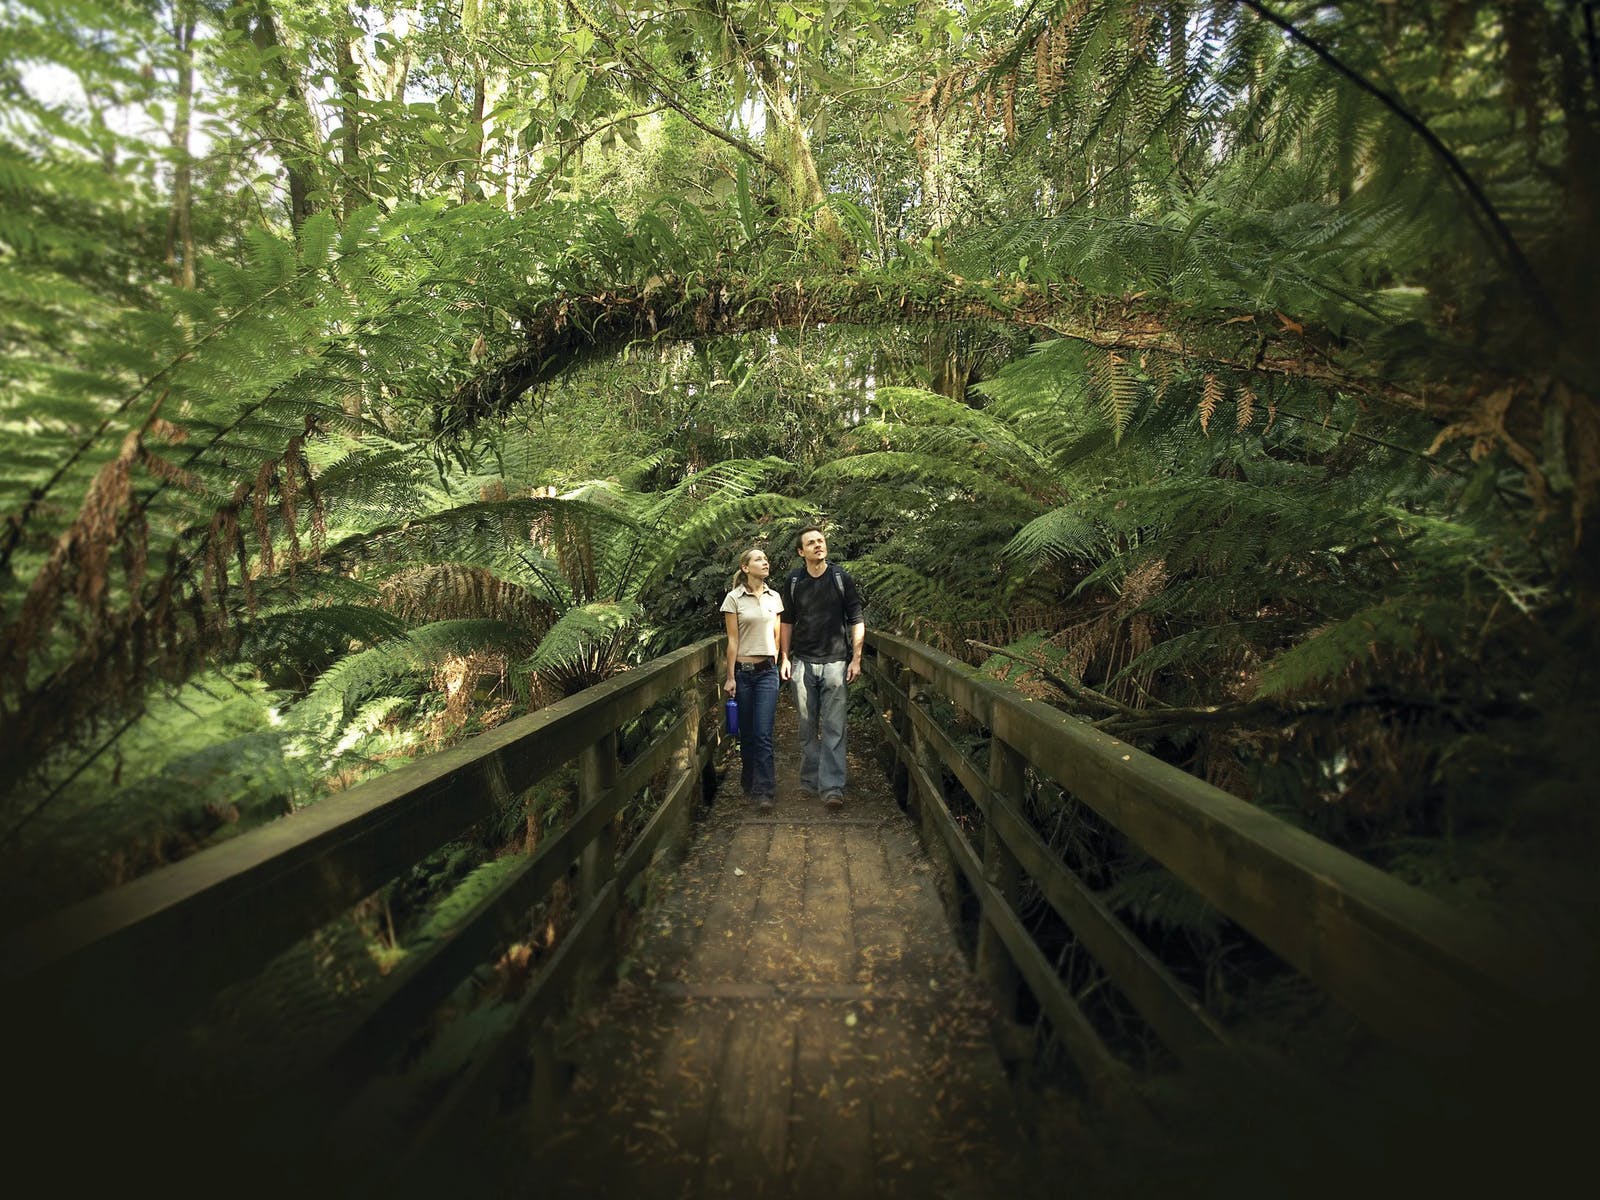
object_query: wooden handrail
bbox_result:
[2,638,719,1023]
[0,626,1544,1181]
[865,630,1529,1081]
[1,634,725,1187]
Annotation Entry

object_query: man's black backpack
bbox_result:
[786,563,847,603]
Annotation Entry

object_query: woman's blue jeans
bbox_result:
[734,662,780,799]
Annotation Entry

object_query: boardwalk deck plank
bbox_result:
[747,824,804,983]
[845,825,905,987]
[692,822,770,981]
[801,824,854,982]
[788,1003,876,1199]
[536,701,1039,1199]
[705,1004,796,1197]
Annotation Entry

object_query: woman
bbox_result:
[720,547,784,811]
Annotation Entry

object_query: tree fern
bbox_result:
[1253,597,1457,702]
[293,618,535,729]
[516,600,643,694]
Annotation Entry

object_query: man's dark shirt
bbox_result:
[781,565,864,662]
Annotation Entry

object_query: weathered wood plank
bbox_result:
[364,878,623,1190]
[977,738,1024,1019]
[311,768,630,1086]
[871,635,996,727]
[881,676,1228,1064]
[799,825,854,984]
[788,1005,875,1199]
[652,1000,737,1187]
[982,777,1231,1066]
[704,1006,795,1196]
[617,741,712,890]
[844,826,907,988]
[689,822,770,981]
[747,822,805,983]
[903,745,1135,1105]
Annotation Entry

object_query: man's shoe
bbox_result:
[823,791,844,811]
[757,795,775,813]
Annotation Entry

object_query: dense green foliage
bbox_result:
[2,0,1596,1005]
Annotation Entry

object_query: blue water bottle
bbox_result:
[724,696,739,736]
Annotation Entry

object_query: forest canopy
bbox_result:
[2,1,1597,942]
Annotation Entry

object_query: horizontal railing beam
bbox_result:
[1,637,721,1051]
[867,661,1229,1066]
[868,631,1526,1057]
[873,686,1136,1106]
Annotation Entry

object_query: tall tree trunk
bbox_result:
[464,68,487,201]
[912,0,957,236]
[246,2,322,229]
[385,7,414,102]
[336,11,368,218]
[165,3,198,289]
[698,0,848,253]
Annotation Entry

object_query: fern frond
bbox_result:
[294,619,533,726]
[1254,598,1454,701]
[518,601,643,682]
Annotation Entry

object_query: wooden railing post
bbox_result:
[891,664,915,810]
[978,735,1024,1024]
[577,728,619,994]
[907,676,963,933]
[668,681,703,853]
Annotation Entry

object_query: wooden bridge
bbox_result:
[0,633,1570,1196]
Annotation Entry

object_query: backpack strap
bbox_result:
[789,565,848,603]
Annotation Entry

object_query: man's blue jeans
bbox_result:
[791,657,848,796]
[734,662,780,799]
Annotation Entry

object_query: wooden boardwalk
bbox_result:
[529,700,1049,1199]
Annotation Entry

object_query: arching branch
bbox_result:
[440,272,1431,435]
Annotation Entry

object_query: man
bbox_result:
[779,525,865,811]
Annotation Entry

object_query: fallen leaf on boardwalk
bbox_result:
[733,867,745,876]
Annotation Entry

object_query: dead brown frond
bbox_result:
[1428,385,1547,512]
[1,415,332,802]
[429,649,512,746]
[1199,373,1223,434]
[378,562,555,632]
[1236,386,1256,431]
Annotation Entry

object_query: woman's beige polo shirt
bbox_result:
[720,585,784,657]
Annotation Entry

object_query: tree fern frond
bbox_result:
[294,619,532,726]
[812,452,1040,514]
[518,601,643,684]
[1254,598,1455,701]
[1006,507,1105,565]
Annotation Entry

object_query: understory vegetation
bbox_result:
[3,0,1597,1094]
